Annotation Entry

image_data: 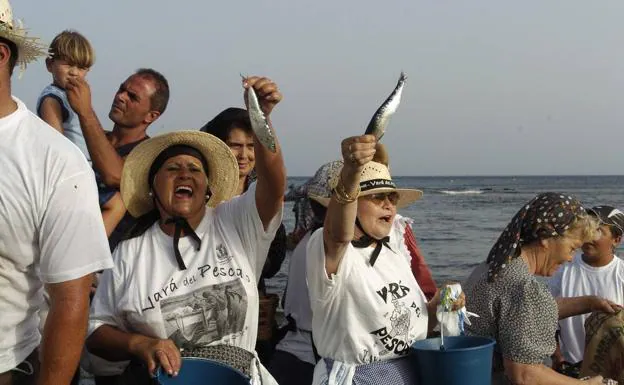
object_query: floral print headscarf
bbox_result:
[486,192,586,282]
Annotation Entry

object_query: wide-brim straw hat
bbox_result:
[310,160,423,209]
[0,0,46,74]
[121,130,239,218]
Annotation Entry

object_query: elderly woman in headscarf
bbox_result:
[199,106,287,364]
[85,76,285,385]
[305,135,462,385]
[463,192,619,385]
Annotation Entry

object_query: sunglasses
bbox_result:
[365,192,400,205]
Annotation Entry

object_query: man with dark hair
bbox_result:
[549,205,624,375]
[0,2,113,384]
[65,68,170,250]
[134,68,169,114]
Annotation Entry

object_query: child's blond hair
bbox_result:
[48,30,95,68]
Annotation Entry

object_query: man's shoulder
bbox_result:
[108,132,149,156]
[20,111,92,172]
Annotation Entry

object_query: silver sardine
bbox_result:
[364,72,407,140]
[242,75,277,153]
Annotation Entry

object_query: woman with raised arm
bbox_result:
[200,107,288,364]
[86,76,285,385]
[306,135,462,385]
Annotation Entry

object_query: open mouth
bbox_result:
[174,185,193,199]
[379,215,392,223]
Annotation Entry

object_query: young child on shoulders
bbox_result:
[37,29,94,163]
[37,30,126,247]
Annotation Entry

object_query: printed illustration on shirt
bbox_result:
[161,279,247,350]
[368,281,422,359]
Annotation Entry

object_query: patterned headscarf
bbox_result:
[486,192,586,282]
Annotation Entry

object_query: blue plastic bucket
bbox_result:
[410,336,496,385]
[156,358,250,384]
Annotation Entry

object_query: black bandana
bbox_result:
[149,145,209,271]
[486,192,586,282]
[351,218,392,266]
[148,145,209,185]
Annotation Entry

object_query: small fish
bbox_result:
[364,72,407,140]
[241,74,277,152]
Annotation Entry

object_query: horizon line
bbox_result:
[287,174,624,178]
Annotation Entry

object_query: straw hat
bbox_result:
[121,130,239,218]
[0,0,46,74]
[310,145,423,209]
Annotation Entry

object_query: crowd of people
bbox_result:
[0,2,623,384]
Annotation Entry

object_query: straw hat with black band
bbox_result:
[121,130,239,218]
[308,145,423,209]
[0,0,46,75]
[121,130,239,270]
[308,144,423,266]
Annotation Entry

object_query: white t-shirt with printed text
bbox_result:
[549,253,624,363]
[0,97,113,373]
[88,184,282,374]
[278,214,419,366]
[306,220,429,366]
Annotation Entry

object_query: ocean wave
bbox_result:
[439,189,484,195]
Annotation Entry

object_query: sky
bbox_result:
[11,0,624,176]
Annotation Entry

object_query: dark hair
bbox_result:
[587,210,623,239]
[200,107,252,142]
[0,37,18,75]
[309,199,327,232]
[135,68,170,114]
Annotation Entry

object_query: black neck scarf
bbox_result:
[351,218,392,267]
[164,216,202,270]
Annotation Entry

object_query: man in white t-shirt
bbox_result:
[549,205,624,370]
[0,3,114,384]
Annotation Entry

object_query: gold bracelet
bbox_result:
[333,175,360,204]
[333,189,354,205]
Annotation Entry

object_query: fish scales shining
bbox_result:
[364,72,407,140]
[243,75,277,152]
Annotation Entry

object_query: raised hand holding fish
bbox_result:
[341,135,377,173]
[364,72,407,141]
[241,75,281,152]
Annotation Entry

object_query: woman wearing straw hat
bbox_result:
[305,135,463,385]
[463,193,619,384]
[269,158,436,385]
[86,76,285,384]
